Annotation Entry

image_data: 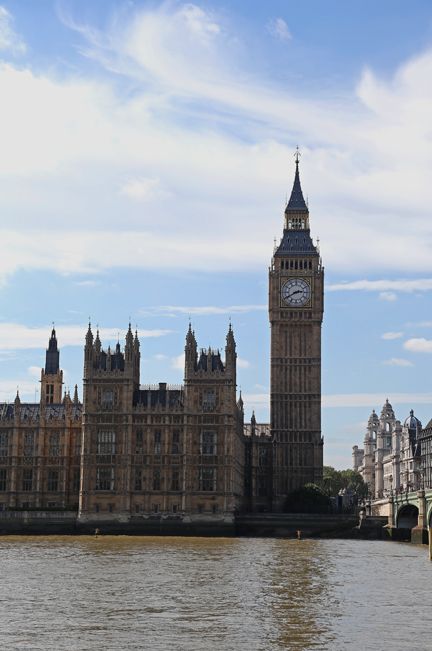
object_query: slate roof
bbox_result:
[134,387,184,409]
[285,161,308,213]
[0,402,82,422]
[196,351,224,372]
[45,328,60,374]
[274,229,318,256]
[94,346,125,371]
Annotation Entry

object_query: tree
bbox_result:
[339,469,368,498]
[320,466,344,497]
[320,466,368,498]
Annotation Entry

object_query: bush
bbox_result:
[283,483,332,514]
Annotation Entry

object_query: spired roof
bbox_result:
[274,152,318,257]
[380,398,394,419]
[285,156,308,213]
[45,328,60,375]
[404,409,422,431]
[368,409,379,425]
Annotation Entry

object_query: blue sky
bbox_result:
[1,1,432,468]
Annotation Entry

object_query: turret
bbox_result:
[184,323,197,379]
[225,323,237,383]
[45,328,59,374]
[125,323,134,362]
[84,322,93,364]
[40,328,63,404]
[250,410,256,437]
[94,329,101,355]
[237,389,244,414]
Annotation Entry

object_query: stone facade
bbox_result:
[0,330,82,512]
[79,322,245,522]
[353,399,423,498]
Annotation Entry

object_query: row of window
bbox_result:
[95,467,217,492]
[96,430,217,456]
[0,468,80,493]
[0,429,219,458]
[91,503,219,515]
[0,431,80,457]
[280,259,313,270]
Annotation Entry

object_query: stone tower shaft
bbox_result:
[269,155,324,509]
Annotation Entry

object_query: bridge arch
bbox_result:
[397,504,419,529]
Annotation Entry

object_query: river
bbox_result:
[0,536,430,650]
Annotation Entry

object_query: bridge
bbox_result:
[371,488,432,543]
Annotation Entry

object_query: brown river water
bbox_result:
[0,536,430,651]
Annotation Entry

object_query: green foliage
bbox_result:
[283,483,332,514]
[320,466,368,498]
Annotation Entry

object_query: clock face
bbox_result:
[281,278,311,307]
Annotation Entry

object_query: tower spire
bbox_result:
[45,327,59,374]
[285,147,308,214]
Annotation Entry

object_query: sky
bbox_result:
[1,0,432,469]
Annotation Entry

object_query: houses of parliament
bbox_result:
[0,159,324,525]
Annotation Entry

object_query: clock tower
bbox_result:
[269,152,324,510]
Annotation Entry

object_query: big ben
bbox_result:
[269,151,324,511]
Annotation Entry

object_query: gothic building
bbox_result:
[0,157,324,522]
[0,330,82,512]
[352,400,423,498]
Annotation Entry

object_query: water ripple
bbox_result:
[0,537,430,650]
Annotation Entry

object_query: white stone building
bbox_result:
[352,399,422,499]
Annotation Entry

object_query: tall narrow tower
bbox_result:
[40,328,63,404]
[269,152,324,510]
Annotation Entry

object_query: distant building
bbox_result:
[353,399,422,498]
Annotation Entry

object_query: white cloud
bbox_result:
[0,230,266,283]
[178,4,220,43]
[267,18,291,42]
[379,291,397,302]
[140,304,267,317]
[171,353,185,371]
[0,323,171,351]
[243,391,430,410]
[237,357,251,369]
[405,321,432,328]
[73,279,101,287]
[0,379,36,402]
[28,365,42,378]
[382,358,414,367]
[382,332,404,340]
[243,392,269,407]
[154,353,168,361]
[0,6,26,55]
[327,279,432,293]
[120,177,163,202]
[404,338,432,353]
[322,393,432,408]
[1,4,432,280]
